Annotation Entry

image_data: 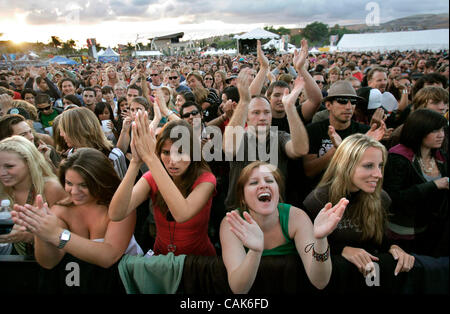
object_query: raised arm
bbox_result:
[293,40,323,122]
[132,111,215,223]
[249,40,269,96]
[109,134,151,221]
[223,68,253,157]
[283,75,309,158]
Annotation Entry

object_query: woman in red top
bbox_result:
[109,113,216,256]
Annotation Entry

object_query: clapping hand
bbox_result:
[328,126,343,148]
[293,39,308,71]
[11,195,61,245]
[226,210,264,253]
[256,40,269,69]
[236,68,254,104]
[282,75,305,108]
[313,198,348,240]
[132,110,157,161]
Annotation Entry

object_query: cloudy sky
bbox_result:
[0,0,448,48]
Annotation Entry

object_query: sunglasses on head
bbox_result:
[38,105,52,112]
[168,76,178,80]
[181,110,200,118]
[334,97,358,105]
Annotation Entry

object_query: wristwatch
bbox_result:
[57,229,71,249]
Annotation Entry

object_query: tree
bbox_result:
[50,36,62,49]
[302,22,329,46]
[264,26,291,36]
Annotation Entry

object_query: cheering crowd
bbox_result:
[0,39,448,294]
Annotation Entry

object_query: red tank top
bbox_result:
[143,171,217,256]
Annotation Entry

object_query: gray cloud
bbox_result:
[1,0,448,26]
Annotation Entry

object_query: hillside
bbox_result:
[345,13,449,32]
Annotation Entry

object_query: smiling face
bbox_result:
[64,169,96,205]
[349,147,384,193]
[0,151,30,188]
[243,165,280,215]
[160,140,191,178]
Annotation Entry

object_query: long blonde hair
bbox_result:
[0,135,56,204]
[58,107,113,154]
[317,134,388,244]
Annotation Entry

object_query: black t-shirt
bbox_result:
[303,185,393,255]
[271,105,307,133]
[305,119,370,190]
[307,119,370,158]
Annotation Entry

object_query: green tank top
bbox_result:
[242,203,298,256]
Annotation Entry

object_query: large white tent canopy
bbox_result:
[337,29,449,52]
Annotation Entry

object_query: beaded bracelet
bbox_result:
[305,243,330,262]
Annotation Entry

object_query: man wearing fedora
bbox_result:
[302,80,386,193]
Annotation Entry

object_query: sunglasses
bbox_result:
[150,74,159,77]
[315,80,324,84]
[38,105,52,112]
[334,97,358,105]
[181,110,200,118]
[204,77,213,80]
[169,76,178,80]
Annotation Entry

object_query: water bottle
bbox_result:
[0,199,14,254]
[0,199,13,236]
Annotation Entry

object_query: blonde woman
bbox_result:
[303,133,415,277]
[220,161,348,293]
[58,107,128,179]
[213,70,227,94]
[0,136,66,255]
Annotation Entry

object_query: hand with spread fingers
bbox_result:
[226,210,264,253]
[389,244,415,276]
[313,198,348,240]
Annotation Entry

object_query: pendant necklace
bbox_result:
[167,214,177,253]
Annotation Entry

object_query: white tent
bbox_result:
[262,38,296,52]
[133,50,163,57]
[98,47,120,62]
[234,28,280,40]
[97,49,105,56]
[234,28,280,54]
[337,29,449,52]
[202,49,237,56]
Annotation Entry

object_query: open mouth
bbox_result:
[257,192,272,203]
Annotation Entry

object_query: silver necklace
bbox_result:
[418,156,435,174]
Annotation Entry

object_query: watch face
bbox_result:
[61,230,70,241]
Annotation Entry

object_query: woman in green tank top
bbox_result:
[220,161,349,294]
